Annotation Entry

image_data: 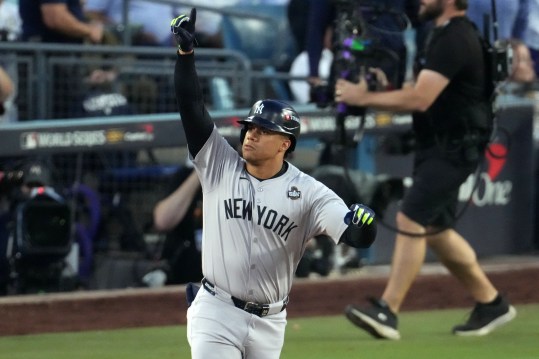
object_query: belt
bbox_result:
[202,278,288,317]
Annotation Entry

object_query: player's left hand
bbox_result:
[345,203,375,228]
[341,203,377,248]
[171,8,197,52]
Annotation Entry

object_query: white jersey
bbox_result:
[192,127,350,304]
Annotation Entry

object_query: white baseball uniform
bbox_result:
[173,52,360,359]
[187,128,351,359]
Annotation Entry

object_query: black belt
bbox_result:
[202,278,288,317]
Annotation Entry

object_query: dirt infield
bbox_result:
[0,256,538,336]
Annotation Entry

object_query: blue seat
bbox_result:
[219,5,296,102]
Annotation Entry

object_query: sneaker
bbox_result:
[452,296,517,336]
[345,298,401,340]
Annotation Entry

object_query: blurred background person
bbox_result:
[303,0,335,91]
[509,39,536,83]
[19,0,105,119]
[495,39,537,110]
[467,0,533,94]
[466,0,528,42]
[287,0,309,55]
[19,0,103,44]
[0,66,13,104]
[524,0,539,77]
[84,0,175,46]
[0,0,21,123]
[176,0,239,48]
[287,0,333,104]
[0,0,21,41]
[0,65,14,123]
[153,163,203,285]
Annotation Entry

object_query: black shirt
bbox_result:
[413,16,488,145]
[20,0,86,43]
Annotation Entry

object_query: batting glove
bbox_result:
[342,203,377,248]
[345,203,375,228]
[171,8,197,52]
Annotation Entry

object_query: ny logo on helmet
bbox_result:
[254,103,264,115]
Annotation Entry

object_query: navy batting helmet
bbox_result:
[238,99,301,153]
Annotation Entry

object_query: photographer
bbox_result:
[336,0,516,339]
[0,160,73,295]
[153,164,203,285]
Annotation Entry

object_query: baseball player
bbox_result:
[170,9,377,359]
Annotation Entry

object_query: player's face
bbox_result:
[242,124,291,163]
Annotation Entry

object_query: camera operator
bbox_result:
[304,0,421,95]
[0,161,29,294]
[0,167,15,295]
[0,160,74,295]
[336,0,516,339]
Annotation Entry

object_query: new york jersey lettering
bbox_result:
[224,198,253,220]
[224,199,298,241]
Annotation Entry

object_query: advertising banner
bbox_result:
[372,105,535,263]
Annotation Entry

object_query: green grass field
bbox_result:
[1,304,537,359]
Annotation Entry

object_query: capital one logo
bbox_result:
[484,143,507,180]
[458,143,512,207]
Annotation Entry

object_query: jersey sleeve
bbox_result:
[192,129,243,192]
[307,181,350,244]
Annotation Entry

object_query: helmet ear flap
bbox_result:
[240,127,247,145]
[285,136,296,155]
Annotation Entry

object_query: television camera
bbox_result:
[295,2,411,272]
[0,161,73,295]
[310,0,409,113]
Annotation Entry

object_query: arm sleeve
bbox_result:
[174,53,214,157]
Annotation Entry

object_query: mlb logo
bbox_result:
[21,132,38,149]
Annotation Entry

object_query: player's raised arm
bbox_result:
[171,8,214,157]
[339,203,377,248]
